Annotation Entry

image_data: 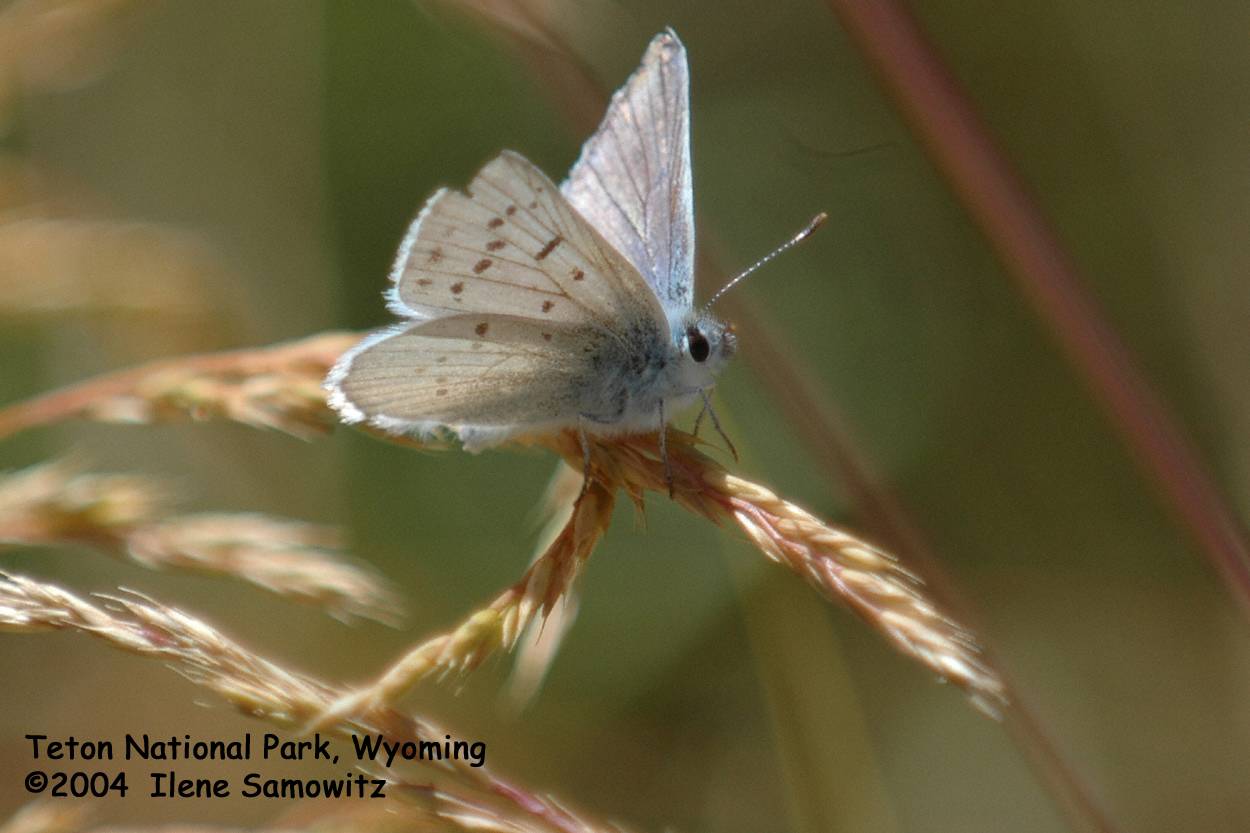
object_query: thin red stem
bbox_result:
[824,0,1250,612]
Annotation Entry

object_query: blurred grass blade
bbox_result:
[0,219,223,318]
[0,571,625,833]
[313,479,614,722]
[0,459,402,624]
[0,332,359,441]
[529,430,1009,714]
[505,461,584,712]
[0,0,149,129]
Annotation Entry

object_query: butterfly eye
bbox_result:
[687,327,710,363]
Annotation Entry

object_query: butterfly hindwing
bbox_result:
[327,314,605,447]
[561,29,694,326]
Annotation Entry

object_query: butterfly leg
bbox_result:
[699,389,739,462]
[658,400,674,498]
[692,395,710,438]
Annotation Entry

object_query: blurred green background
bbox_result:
[2,1,1248,831]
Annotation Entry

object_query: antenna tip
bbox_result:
[707,211,828,307]
[798,211,829,241]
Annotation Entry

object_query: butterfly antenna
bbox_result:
[706,212,828,308]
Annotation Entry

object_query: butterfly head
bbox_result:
[677,312,736,386]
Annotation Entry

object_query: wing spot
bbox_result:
[505,205,517,216]
[450,281,464,295]
[528,200,538,209]
[416,278,433,286]
[486,240,506,251]
[487,217,504,229]
[471,342,483,350]
[542,332,553,342]
[541,300,554,313]
[536,235,564,260]
[436,388,448,397]
[473,259,492,274]
[475,322,489,336]
[572,269,585,281]
[436,356,447,363]
[436,377,448,384]
[427,248,443,264]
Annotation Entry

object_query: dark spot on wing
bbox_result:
[541,300,554,313]
[436,388,448,397]
[542,332,552,342]
[475,322,489,336]
[536,236,563,260]
[473,259,492,274]
[486,240,506,251]
[427,248,443,264]
[505,205,517,216]
[572,268,585,281]
[416,278,433,287]
[450,282,464,295]
[528,200,538,209]
[487,217,504,229]
[436,356,447,363]
[436,377,448,384]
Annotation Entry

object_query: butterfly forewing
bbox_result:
[389,150,664,331]
[561,30,694,325]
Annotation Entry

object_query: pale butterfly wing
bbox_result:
[387,150,664,330]
[562,29,694,328]
[327,314,605,449]
[327,150,669,446]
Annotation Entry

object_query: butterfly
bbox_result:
[326,30,815,484]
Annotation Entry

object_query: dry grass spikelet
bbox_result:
[546,429,1008,715]
[318,427,1003,721]
[0,332,358,441]
[124,513,403,625]
[0,459,401,624]
[0,332,1005,713]
[505,463,585,710]
[0,801,461,833]
[315,479,613,723]
[0,572,620,833]
[0,330,1005,715]
[0,458,166,546]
